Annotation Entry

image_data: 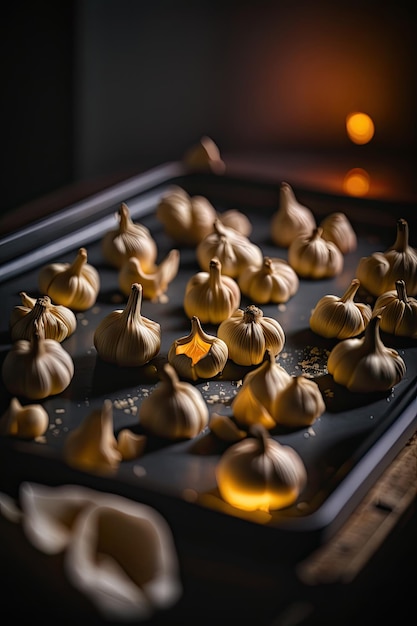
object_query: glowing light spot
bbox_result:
[343,168,370,196]
[346,112,375,144]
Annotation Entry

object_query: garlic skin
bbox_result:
[101,202,158,270]
[118,249,180,302]
[168,316,228,381]
[183,135,226,174]
[373,279,417,338]
[196,218,263,278]
[38,247,100,311]
[309,278,372,339]
[231,351,292,429]
[272,375,325,428]
[63,399,122,475]
[327,315,406,392]
[216,424,307,512]
[0,396,49,439]
[288,227,344,279]
[94,283,161,367]
[139,363,209,440]
[320,212,357,254]
[183,257,241,324]
[19,483,182,621]
[238,256,299,304]
[10,293,77,342]
[156,186,217,246]
[1,322,74,399]
[356,218,417,296]
[271,182,316,248]
[218,305,285,366]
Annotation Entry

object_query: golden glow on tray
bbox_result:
[343,167,370,196]
[346,112,375,145]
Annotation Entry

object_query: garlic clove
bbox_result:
[238,256,299,304]
[118,249,180,302]
[183,135,226,174]
[117,429,147,461]
[271,182,316,248]
[320,212,357,254]
[209,413,247,442]
[0,396,49,439]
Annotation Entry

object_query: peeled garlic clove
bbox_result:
[289,227,344,279]
[272,375,325,427]
[216,424,307,512]
[63,399,122,475]
[0,396,49,439]
[168,315,228,381]
[118,249,180,302]
[38,247,100,311]
[320,212,357,254]
[10,293,77,342]
[271,182,316,248]
[238,256,299,304]
[183,135,225,174]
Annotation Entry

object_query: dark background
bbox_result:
[2,0,416,215]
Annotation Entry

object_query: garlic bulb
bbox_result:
[139,363,209,439]
[271,182,316,248]
[0,396,49,439]
[183,257,241,324]
[319,212,357,254]
[38,247,100,311]
[10,293,77,342]
[183,135,226,174]
[219,209,252,237]
[94,283,161,367]
[101,202,158,270]
[217,305,285,366]
[272,375,325,427]
[231,351,292,430]
[168,316,228,381]
[356,218,417,296]
[238,256,299,304]
[156,186,217,246]
[216,424,307,512]
[373,279,417,338]
[309,278,372,339]
[196,218,263,278]
[288,227,344,279]
[118,249,180,302]
[63,399,122,474]
[1,321,74,399]
[327,315,406,392]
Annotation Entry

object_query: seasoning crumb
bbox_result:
[133,465,147,478]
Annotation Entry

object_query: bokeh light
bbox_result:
[343,168,370,196]
[346,112,375,144]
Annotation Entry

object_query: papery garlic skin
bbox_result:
[309,278,372,339]
[327,316,406,392]
[218,305,285,366]
[272,375,325,427]
[118,249,180,302]
[320,212,357,254]
[231,351,292,430]
[183,257,241,324]
[288,227,344,279]
[271,182,316,248]
[216,424,307,512]
[38,247,100,311]
[373,279,417,338]
[196,218,263,278]
[101,202,158,270]
[10,293,77,342]
[356,218,417,296]
[0,396,49,439]
[63,399,122,474]
[168,316,228,381]
[139,363,209,439]
[156,186,218,246]
[1,323,74,400]
[94,283,161,367]
[238,256,299,304]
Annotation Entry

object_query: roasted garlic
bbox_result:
[309,278,372,339]
[10,292,77,342]
[271,182,316,248]
[373,279,417,338]
[168,316,228,381]
[118,249,180,302]
[94,283,161,367]
[238,256,299,304]
[288,227,344,279]
[217,305,285,366]
[38,247,100,311]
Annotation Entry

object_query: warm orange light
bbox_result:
[175,334,211,365]
[346,112,375,144]
[343,168,370,196]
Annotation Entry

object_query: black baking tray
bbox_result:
[1,159,417,565]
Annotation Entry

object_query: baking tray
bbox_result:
[1,159,417,564]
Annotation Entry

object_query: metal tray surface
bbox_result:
[1,162,416,557]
